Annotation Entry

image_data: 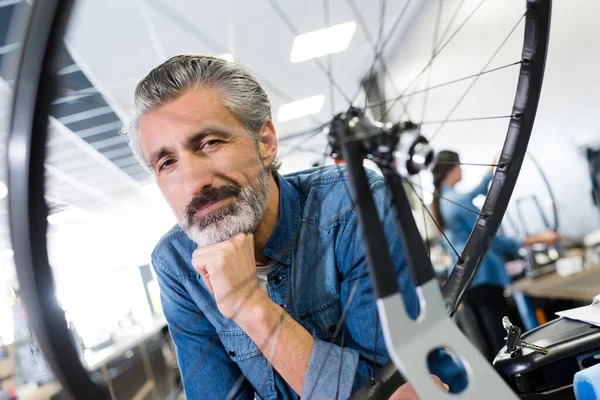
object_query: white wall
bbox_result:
[47,196,174,283]
[382,0,600,238]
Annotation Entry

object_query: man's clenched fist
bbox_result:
[192,233,264,319]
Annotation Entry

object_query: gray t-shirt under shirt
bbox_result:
[255,263,272,295]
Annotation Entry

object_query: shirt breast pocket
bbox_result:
[298,295,341,341]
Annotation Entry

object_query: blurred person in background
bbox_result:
[431,150,559,359]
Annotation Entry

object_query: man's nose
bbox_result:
[180,153,214,197]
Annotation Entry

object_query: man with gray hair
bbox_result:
[126,54,432,399]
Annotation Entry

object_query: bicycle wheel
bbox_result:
[330,0,550,397]
[4,0,550,399]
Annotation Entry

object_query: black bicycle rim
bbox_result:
[6,0,108,398]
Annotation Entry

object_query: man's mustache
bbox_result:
[185,184,242,219]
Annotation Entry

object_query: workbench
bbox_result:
[513,264,599,302]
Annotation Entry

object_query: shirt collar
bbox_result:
[261,173,301,266]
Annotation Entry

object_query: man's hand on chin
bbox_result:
[192,232,312,396]
[192,232,267,319]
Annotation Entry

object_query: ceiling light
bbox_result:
[277,95,325,122]
[218,53,234,62]
[0,181,7,200]
[290,21,357,63]
[47,208,85,225]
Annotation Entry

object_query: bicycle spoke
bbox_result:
[257,312,286,396]
[435,161,501,167]
[377,0,387,53]
[375,56,415,122]
[347,0,414,120]
[371,311,380,381]
[422,114,516,126]
[367,61,522,109]
[408,179,485,217]
[433,0,486,59]
[436,0,467,48]
[334,322,347,400]
[418,174,431,259]
[381,0,487,120]
[374,0,415,119]
[345,0,373,107]
[226,374,249,400]
[279,133,328,159]
[362,0,387,111]
[420,0,443,124]
[323,0,336,116]
[398,0,466,122]
[377,0,388,112]
[371,1,416,122]
[265,0,353,105]
[405,179,462,261]
[378,0,416,58]
[428,13,526,142]
[392,0,486,121]
[280,144,328,157]
[345,0,374,48]
[278,122,330,143]
[135,0,166,61]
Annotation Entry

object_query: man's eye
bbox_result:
[201,139,224,150]
[158,159,175,171]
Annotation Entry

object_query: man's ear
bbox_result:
[257,120,278,168]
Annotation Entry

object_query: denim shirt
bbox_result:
[151,165,419,399]
[440,172,523,288]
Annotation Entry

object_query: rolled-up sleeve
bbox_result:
[303,339,360,399]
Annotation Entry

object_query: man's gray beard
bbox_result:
[181,168,270,247]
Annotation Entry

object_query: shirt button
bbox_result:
[328,324,337,333]
[229,349,237,357]
[280,304,287,309]
[274,275,283,284]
